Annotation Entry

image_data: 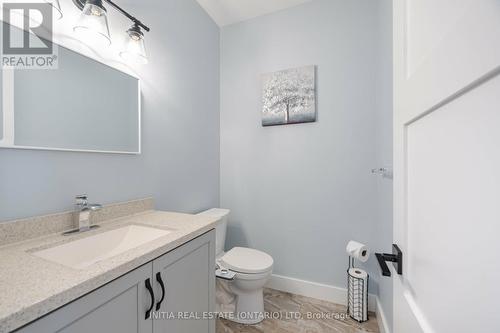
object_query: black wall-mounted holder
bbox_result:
[72,0,151,32]
[375,244,403,277]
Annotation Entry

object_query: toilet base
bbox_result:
[217,270,272,325]
[231,289,265,324]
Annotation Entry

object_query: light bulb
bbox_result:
[73,0,111,47]
[120,23,148,65]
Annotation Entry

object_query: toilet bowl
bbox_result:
[218,247,273,324]
[197,209,273,325]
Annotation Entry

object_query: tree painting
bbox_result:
[262,66,316,126]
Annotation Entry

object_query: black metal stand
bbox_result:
[346,257,369,323]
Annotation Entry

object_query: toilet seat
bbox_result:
[220,247,273,274]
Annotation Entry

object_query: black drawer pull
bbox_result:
[156,272,166,311]
[145,278,155,319]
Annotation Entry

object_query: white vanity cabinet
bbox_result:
[17,230,215,333]
[152,231,215,333]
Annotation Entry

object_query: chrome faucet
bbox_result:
[63,195,103,235]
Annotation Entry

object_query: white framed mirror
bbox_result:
[0,31,141,154]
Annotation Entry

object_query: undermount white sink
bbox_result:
[32,225,171,269]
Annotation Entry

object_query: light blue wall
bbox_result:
[0,0,220,222]
[221,0,391,301]
[0,75,2,140]
[375,0,394,329]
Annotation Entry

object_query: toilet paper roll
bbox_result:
[348,267,368,279]
[348,268,368,322]
[346,241,370,262]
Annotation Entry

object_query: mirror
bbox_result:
[1,37,141,154]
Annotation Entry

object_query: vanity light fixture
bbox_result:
[119,23,148,65]
[73,0,111,47]
[71,0,150,64]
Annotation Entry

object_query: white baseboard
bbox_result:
[265,274,376,312]
[375,297,391,333]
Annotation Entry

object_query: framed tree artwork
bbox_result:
[262,65,316,126]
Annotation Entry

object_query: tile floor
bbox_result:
[216,288,379,333]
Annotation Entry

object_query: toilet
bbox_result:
[197,208,273,325]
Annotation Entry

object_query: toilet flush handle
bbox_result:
[216,268,236,281]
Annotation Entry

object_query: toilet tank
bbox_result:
[196,208,230,257]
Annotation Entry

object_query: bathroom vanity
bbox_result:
[0,199,218,333]
[18,231,215,333]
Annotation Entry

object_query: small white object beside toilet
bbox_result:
[197,208,273,325]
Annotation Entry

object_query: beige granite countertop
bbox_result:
[0,210,219,333]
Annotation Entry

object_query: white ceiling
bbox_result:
[196,0,313,26]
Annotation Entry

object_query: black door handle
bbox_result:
[155,272,166,311]
[145,278,155,319]
[375,244,403,277]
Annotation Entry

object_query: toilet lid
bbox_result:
[220,247,273,274]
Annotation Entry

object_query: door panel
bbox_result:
[152,231,215,333]
[58,287,141,333]
[394,0,500,332]
[406,0,474,75]
[396,0,500,124]
[18,263,153,333]
[406,74,500,333]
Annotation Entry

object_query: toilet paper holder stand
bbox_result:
[347,256,369,323]
[375,244,403,277]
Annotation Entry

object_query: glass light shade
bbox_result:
[120,27,148,65]
[73,1,111,47]
[44,0,63,20]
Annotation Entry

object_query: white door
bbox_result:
[393,1,500,332]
